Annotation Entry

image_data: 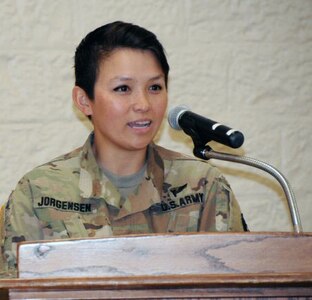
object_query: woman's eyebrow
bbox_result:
[110,74,165,83]
[148,74,165,81]
[110,76,133,82]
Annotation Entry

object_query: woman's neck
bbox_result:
[92,141,148,176]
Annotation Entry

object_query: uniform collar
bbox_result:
[79,133,103,198]
[78,133,165,213]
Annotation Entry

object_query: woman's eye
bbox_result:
[114,85,130,93]
[149,84,162,92]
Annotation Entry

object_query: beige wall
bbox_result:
[1,0,311,232]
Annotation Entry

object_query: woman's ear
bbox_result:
[72,86,93,117]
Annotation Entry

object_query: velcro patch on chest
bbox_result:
[36,196,92,213]
[160,192,204,212]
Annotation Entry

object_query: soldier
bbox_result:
[1,21,247,278]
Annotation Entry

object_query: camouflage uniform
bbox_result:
[1,133,245,277]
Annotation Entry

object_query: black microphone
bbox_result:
[168,105,244,148]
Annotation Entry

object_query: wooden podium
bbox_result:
[0,232,312,299]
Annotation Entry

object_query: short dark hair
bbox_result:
[74,21,170,99]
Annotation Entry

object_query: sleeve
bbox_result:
[199,169,246,232]
[1,176,44,277]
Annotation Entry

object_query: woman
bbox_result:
[1,21,246,277]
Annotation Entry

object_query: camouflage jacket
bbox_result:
[1,133,245,277]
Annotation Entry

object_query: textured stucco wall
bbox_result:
[1,0,311,232]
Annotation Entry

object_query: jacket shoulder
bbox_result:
[23,147,82,181]
[153,144,195,161]
[153,144,224,178]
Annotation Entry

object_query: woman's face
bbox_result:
[86,48,168,154]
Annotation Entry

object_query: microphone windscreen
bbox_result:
[168,105,189,130]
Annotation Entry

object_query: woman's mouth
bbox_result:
[127,120,152,128]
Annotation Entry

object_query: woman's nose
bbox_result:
[133,91,151,112]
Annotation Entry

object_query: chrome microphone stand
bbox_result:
[193,144,303,233]
[180,117,303,233]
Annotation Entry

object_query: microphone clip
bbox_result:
[182,125,213,161]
